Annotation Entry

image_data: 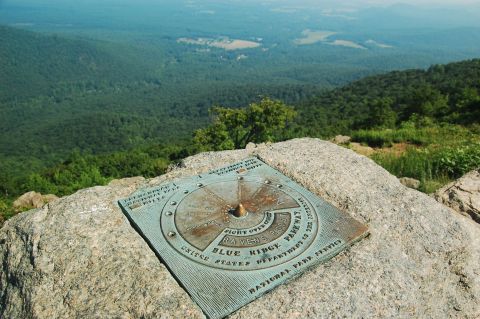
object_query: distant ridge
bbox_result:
[0,25,146,102]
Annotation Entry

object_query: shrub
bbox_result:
[351,123,474,148]
[435,144,480,178]
[0,198,16,222]
[372,147,434,181]
[371,143,480,192]
[352,128,432,147]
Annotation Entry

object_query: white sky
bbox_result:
[256,0,480,8]
[3,0,480,3]
[2,0,480,10]
[364,0,479,4]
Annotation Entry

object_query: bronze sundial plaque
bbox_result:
[119,157,368,319]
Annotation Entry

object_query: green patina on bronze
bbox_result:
[119,157,368,319]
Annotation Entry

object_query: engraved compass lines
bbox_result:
[175,179,300,251]
[161,173,321,271]
[241,181,300,214]
[175,186,228,251]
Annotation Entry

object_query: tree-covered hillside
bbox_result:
[294,59,480,137]
[0,25,152,102]
[0,25,326,184]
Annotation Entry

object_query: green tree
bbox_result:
[24,173,57,195]
[194,97,296,151]
[368,98,397,129]
[406,85,448,117]
[454,88,480,123]
[194,122,236,151]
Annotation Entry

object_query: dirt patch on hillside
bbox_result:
[376,143,411,157]
[349,142,375,156]
[350,142,412,157]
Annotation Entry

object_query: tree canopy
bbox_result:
[194,97,296,151]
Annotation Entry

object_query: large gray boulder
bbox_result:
[1,138,479,318]
[435,169,480,224]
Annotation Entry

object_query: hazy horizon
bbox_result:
[2,0,480,7]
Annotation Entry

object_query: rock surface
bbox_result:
[12,191,59,211]
[435,169,480,224]
[399,177,421,190]
[1,138,479,318]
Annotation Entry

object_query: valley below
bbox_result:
[0,0,479,224]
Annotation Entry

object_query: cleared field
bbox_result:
[365,39,393,49]
[329,39,366,49]
[211,39,261,50]
[294,29,336,45]
[177,37,261,51]
[270,7,299,14]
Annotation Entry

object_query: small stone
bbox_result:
[399,177,421,190]
[12,191,59,212]
[331,135,351,145]
[245,142,256,150]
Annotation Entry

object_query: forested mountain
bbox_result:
[0,25,326,183]
[1,24,478,171]
[1,6,480,222]
[0,25,151,102]
[294,59,480,137]
[2,55,479,201]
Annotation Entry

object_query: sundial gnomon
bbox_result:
[119,157,368,319]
